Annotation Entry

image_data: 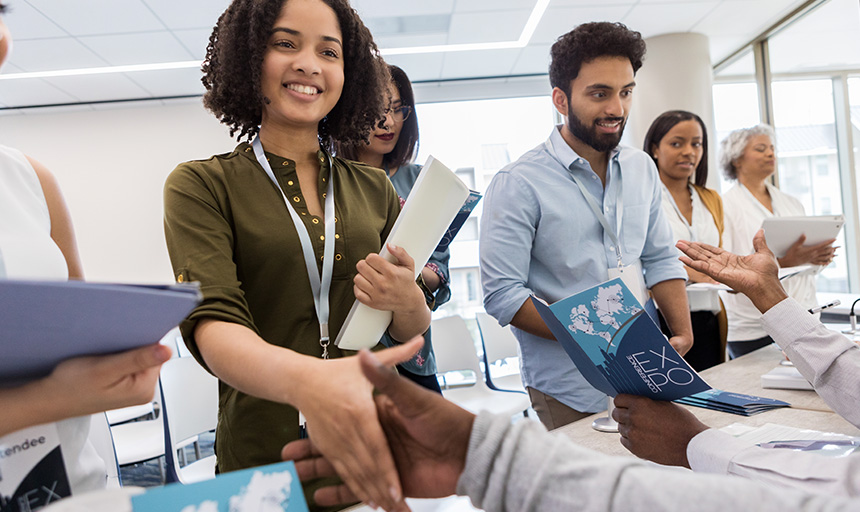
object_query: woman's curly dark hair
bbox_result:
[549,21,646,97]
[201,0,389,150]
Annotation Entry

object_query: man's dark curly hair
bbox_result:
[549,22,646,97]
[201,0,389,149]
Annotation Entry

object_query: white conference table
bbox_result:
[555,344,860,456]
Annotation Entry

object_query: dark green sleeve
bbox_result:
[163,163,258,372]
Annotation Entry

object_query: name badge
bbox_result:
[608,260,648,307]
[0,424,72,511]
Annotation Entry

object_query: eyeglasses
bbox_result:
[382,105,413,122]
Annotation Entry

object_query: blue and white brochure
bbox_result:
[131,461,308,512]
[531,277,710,400]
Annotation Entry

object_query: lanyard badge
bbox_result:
[252,136,336,358]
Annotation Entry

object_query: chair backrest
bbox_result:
[430,315,483,377]
[475,312,519,364]
[87,413,121,489]
[159,356,218,483]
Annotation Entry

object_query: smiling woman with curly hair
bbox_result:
[162,1,430,510]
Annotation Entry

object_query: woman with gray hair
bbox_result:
[720,124,836,358]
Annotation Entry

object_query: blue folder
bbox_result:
[0,279,201,386]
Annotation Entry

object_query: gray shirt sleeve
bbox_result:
[457,412,858,512]
[761,297,860,428]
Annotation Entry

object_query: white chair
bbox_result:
[109,381,165,482]
[159,356,218,484]
[431,315,530,418]
[87,413,121,489]
[475,312,526,394]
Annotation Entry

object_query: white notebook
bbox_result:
[335,156,470,350]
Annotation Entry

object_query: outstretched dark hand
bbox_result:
[676,229,788,313]
[281,348,476,509]
[612,394,708,468]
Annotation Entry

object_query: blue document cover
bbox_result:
[434,190,482,252]
[0,280,201,386]
[531,277,710,400]
[131,461,308,512]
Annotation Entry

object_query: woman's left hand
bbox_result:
[354,244,426,315]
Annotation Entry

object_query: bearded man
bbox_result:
[480,21,693,429]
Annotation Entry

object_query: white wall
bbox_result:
[0,99,236,283]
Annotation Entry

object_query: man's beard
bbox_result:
[567,103,625,153]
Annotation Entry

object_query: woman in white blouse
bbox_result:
[0,3,170,501]
[644,110,726,370]
[720,124,835,358]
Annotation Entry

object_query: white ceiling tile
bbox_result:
[440,49,523,80]
[78,32,195,66]
[15,104,94,115]
[25,0,164,35]
[7,38,106,71]
[0,78,78,107]
[141,0,231,30]
[550,0,636,5]
[129,68,205,97]
[530,6,634,44]
[691,0,804,36]
[768,0,860,73]
[383,53,445,82]
[171,29,212,61]
[42,74,150,102]
[510,45,551,75]
[2,62,25,73]
[377,33,449,50]
[454,0,537,12]
[353,0,455,19]
[447,10,531,44]
[2,1,66,39]
[708,35,750,63]
[621,2,719,39]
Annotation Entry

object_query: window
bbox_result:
[711,81,761,193]
[772,79,848,292]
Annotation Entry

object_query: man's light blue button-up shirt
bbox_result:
[479,125,686,412]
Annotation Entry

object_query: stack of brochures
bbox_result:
[675,389,789,416]
[532,278,789,415]
[761,365,815,390]
[132,461,308,511]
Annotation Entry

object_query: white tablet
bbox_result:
[760,215,844,257]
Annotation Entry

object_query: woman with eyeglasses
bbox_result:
[338,65,450,393]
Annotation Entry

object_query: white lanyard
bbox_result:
[252,136,336,358]
[663,183,697,242]
[566,163,625,269]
